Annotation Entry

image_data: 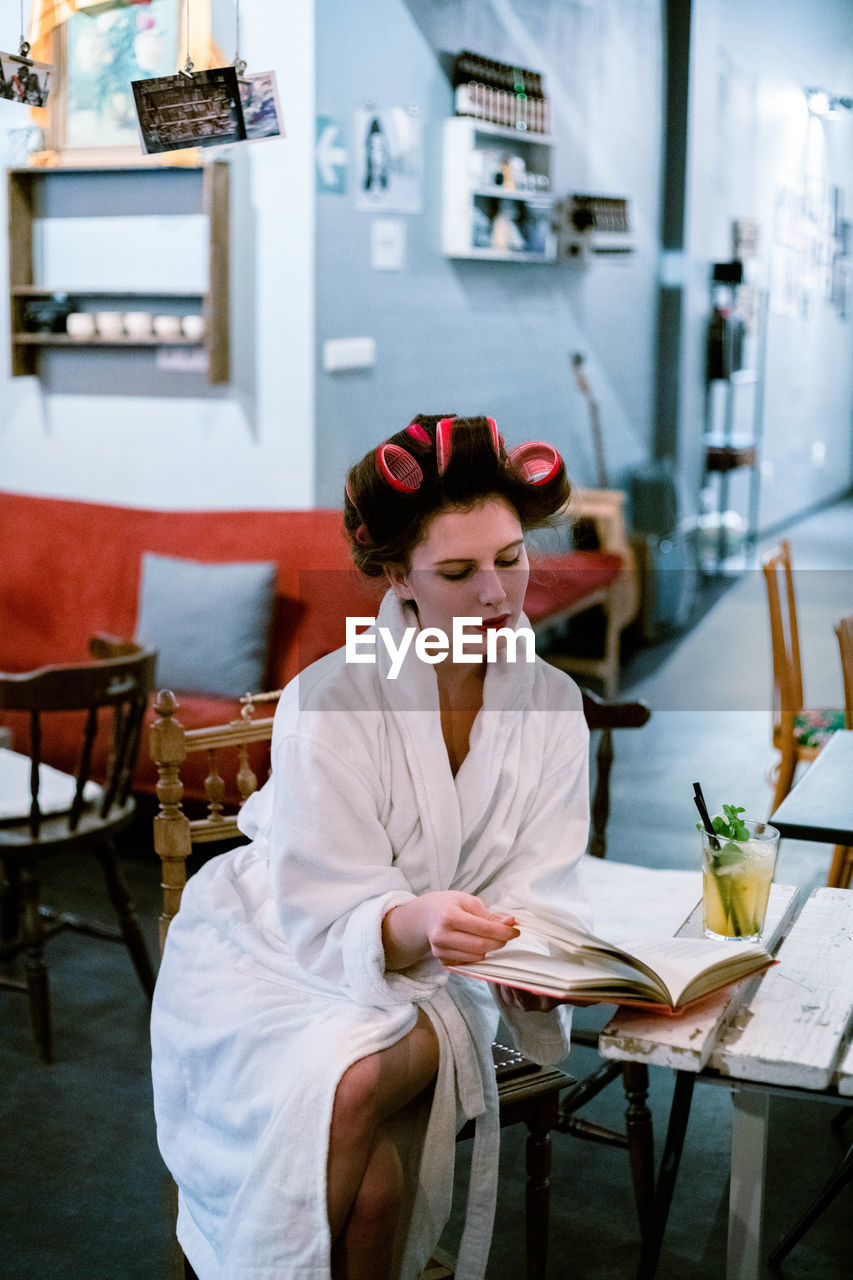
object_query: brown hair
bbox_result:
[344,414,572,577]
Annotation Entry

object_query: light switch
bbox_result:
[323,336,377,372]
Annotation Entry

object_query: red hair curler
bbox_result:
[485,416,500,455]
[435,416,455,475]
[376,443,423,492]
[508,441,561,485]
[436,415,500,475]
[405,421,431,446]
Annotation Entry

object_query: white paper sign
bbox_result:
[370,218,406,270]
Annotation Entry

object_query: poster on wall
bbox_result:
[353,107,423,213]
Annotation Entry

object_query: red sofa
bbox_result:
[1,490,626,800]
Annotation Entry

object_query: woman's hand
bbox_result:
[383,892,519,971]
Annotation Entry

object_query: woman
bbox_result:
[151,415,592,1280]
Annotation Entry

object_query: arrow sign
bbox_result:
[315,117,348,194]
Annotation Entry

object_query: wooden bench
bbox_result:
[527,488,639,697]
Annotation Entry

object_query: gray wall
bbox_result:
[315,0,853,536]
[314,0,664,505]
[682,0,853,532]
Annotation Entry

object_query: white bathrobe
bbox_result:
[151,591,591,1280]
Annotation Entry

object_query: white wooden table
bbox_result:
[598,883,853,1280]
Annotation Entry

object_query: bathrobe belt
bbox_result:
[407,984,499,1280]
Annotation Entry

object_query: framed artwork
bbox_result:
[45,0,182,164]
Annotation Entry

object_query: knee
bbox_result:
[332,1055,384,1138]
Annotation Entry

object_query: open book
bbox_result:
[448,907,775,1014]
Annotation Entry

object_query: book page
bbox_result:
[457,945,668,1003]
[623,935,770,1006]
[483,905,770,1007]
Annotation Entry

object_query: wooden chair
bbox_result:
[827,616,853,889]
[533,489,640,698]
[0,638,158,1061]
[151,684,658,1279]
[761,540,844,811]
[837,614,853,729]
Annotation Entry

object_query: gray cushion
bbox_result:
[135,552,277,698]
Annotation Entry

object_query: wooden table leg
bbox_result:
[727,1088,769,1280]
[622,1062,655,1237]
[525,1091,560,1280]
[634,1070,696,1280]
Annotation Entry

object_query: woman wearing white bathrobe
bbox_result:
[151,415,592,1280]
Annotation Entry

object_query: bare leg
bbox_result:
[332,1126,404,1280]
[328,1009,439,1276]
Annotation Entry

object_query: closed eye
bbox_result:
[440,554,522,581]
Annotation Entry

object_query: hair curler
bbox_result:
[435,416,455,475]
[376,443,424,492]
[436,415,500,475]
[507,441,561,485]
[405,421,432,446]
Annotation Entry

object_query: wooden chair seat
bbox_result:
[0,638,158,1061]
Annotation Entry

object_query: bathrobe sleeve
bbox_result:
[267,730,443,1007]
[480,692,593,1062]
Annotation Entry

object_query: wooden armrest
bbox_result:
[581,686,650,732]
[89,633,144,660]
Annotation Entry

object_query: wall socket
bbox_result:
[323,336,376,372]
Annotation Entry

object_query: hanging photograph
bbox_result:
[239,70,285,141]
[353,107,423,213]
[0,51,53,106]
[132,66,246,154]
[46,0,180,159]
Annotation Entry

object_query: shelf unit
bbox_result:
[7,162,229,383]
[701,292,768,572]
[441,117,555,262]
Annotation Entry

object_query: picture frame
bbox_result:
[45,0,183,165]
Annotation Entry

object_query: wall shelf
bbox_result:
[441,117,556,262]
[13,334,204,347]
[6,162,229,384]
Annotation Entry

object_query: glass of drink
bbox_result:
[701,819,780,942]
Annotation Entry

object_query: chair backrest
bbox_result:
[761,539,804,732]
[0,643,157,839]
[836,615,853,729]
[150,688,278,949]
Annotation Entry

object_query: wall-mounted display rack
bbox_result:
[441,118,555,263]
[7,161,229,383]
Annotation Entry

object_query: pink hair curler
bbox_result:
[435,415,500,475]
[508,441,561,485]
[405,421,432,446]
[376,443,423,492]
[435,416,455,475]
[485,416,500,455]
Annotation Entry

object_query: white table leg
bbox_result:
[728,1087,770,1280]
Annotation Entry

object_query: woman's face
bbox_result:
[387,498,529,655]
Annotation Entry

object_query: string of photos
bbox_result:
[131,0,283,155]
[0,1,283,154]
[0,1,53,106]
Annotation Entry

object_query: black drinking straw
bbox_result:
[693,781,720,850]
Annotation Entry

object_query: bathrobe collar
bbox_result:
[373,590,536,887]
